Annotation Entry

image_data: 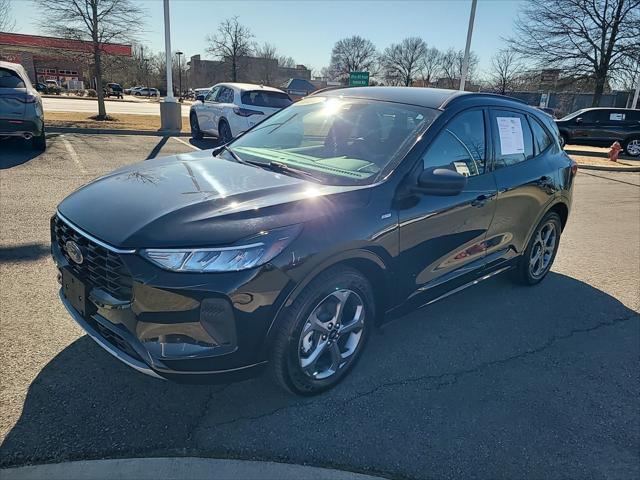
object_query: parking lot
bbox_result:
[1,134,639,478]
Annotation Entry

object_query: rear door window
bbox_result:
[0,68,26,88]
[241,90,292,108]
[217,87,235,104]
[490,110,534,168]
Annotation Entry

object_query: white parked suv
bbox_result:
[189,83,292,142]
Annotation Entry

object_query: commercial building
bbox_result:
[0,32,131,87]
[187,54,311,89]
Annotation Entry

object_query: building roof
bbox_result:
[319,86,469,109]
[0,32,131,56]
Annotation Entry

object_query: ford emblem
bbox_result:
[64,240,84,264]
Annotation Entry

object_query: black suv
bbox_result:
[555,107,640,156]
[52,87,576,395]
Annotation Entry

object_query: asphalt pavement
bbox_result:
[0,134,638,479]
[42,96,191,116]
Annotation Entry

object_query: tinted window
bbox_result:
[0,68,26,88]
[423,109,486,177]
[205,86,219,101]
[217,87,234,103]
[241,90,292,108]
[627,110,640,122]
[491,110,534,168]
[529,116,552,154]
[579,110,608,123]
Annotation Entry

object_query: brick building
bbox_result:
[0,32,131,87]
[188,54,311,89]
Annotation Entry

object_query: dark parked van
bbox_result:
[555,107,640,156]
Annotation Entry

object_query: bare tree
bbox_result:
[380,37,427,86]
[329,35,378,82]
[206,16,254,82]
[254,42,298,85]
[508,0,640,106]
[34,0,142,119]
[0,0,15,31]
[440,48,479,89]
[489,48,525,95]
[419,47,442,86]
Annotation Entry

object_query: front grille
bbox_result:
[52,215,133,302]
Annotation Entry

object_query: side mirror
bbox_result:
[417,167,467,196]
[197,94,205,102]
[575,117,583,124]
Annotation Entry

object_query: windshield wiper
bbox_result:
[212,144,251,166]
[259,161,323,183]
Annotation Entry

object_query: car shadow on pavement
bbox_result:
[0,243,50,263]
[0,138,44,169]
[1,273,638,478]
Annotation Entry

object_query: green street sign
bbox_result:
[349,71,369,87]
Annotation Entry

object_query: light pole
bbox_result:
[160,0,181,131]
[176,50,183,102]
[460,0,478,91]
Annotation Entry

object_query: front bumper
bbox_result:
[52,214,294,383]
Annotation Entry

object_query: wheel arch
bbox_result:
[262,249,392,357]
[548,201,569,231]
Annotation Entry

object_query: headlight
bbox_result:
[140,224,301,272]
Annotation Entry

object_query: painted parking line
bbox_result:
[171,136,200,151]
[60,135,87,174]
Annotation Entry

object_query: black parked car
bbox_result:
[52,87,576,395]
[555,107,640,156]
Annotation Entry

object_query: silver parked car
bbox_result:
[0,60,46,150]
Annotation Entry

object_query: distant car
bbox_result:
[189,82,293,142]
[555,107,640,156]
[35,82,48,92]
[134,87,159,97]
[0,60,46,150]
[105,83,123,99]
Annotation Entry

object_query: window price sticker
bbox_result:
[496,117,525,155]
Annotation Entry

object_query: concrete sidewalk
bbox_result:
[0,458,388,480]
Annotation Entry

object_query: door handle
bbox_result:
[471,194,491,207]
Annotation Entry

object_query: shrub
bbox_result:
[86,89,97,97]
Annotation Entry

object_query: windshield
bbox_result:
[227,96,438,185]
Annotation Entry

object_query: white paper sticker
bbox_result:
[610,113,625,121]
[496,117,525,155]
[453,161,470,177]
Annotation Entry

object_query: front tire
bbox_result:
[190,113,203,140]
[623,138,640,157]
[270,267,374,396]
[512,212,562,285]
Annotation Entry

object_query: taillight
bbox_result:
[24,94,37,103]
[233,107,264,117]
[570,160,578,175]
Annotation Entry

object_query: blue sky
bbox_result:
[10,0,524,75]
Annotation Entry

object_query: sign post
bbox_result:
[349,72,369,87]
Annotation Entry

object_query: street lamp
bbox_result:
[460,0,478,91]
[160,0,181,131]
[176,50,183,102]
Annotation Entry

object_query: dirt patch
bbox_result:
[569,154,639,169]
[45,112,189,132]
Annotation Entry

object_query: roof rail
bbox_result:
[440,92,528,109]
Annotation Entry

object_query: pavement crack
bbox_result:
[202,314,637,430]
[187,384,231,443]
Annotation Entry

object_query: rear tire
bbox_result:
[190,113,203,140]
[31,129,46,151]
[218,120,232,144]
[623,138,640,157]
[511,212,562,285]
[270,267,374,396]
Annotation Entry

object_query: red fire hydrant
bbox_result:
[608,141,622,162]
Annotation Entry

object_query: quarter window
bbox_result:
[0,68,25,88]
[528,116,552,154]
[491,110,534,168]
[422,109,486,177]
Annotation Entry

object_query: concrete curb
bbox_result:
[0,457,388,480]
[47,127,191,137]
[576,163,640,172]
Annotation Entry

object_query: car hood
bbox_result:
[58,149,370,248]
